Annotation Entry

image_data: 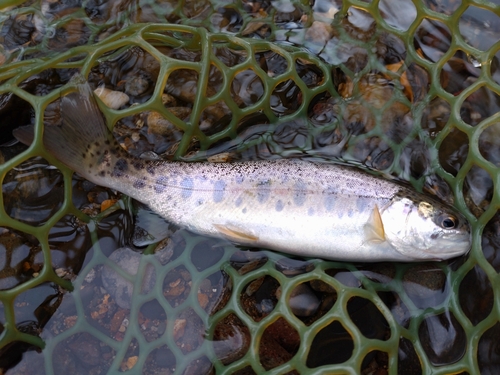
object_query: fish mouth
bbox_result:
[438,228,471,244]
[439,235,471,246]
[416,247,469,261]
[421,238,471,259]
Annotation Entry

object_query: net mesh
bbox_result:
[0,0,499,374]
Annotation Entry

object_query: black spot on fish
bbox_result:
[113,158,128,177]
[82,153,86,158]
[96,151,101,156]
[133,161,144,170]
[95,142,100,146]
[104,150,109,155]
[133,179,146,189]
[146,165,155,176]
[155,176,168,193]
[98,171,105,177]
[105,140,110,145]
[90,153,94,157]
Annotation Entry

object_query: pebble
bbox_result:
[173,318,187,340]
[85,268,96,284]
[280,283,320,317]
[207,152,232,163]
[275,257,314,276]
[120,356,138,371]
[161,93,177,106]
[147,108,190,136]
[94,87,129,109]
[125,75,149,96]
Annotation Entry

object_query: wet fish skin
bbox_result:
[13,83,471,262]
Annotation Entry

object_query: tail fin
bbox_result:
[14,82,116,178]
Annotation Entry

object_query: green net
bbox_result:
[0,0,500,374]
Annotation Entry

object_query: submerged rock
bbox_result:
[101,246,172,309]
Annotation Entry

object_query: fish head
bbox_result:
[381,195,471,261]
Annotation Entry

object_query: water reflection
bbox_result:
[403,264,449,310]
[459,265,494,325]
[2,158,63,226]
[418,311,467,366]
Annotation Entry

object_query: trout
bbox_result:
[14,83,471,262]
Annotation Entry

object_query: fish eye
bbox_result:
[440,215,457,229]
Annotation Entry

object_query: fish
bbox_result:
[13,82,471,262]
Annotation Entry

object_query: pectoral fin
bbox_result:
[213,224,259,243]
[364,205,386,243]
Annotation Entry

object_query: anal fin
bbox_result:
[213,224,259,243]
[133,204,172,247]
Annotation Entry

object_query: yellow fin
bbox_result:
[364,205,386,243]
[213,224,259,243]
